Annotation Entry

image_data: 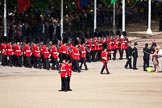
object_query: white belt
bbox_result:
[16,50,21,52]
[26,50,31,52]
[8,49,13,51]
[74,53,80,55]
[35,51,40,52]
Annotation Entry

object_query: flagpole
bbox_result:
[4,0,7,37]
[113,3,116,33]
[122,0,125,32]
[94,0,97,32]
[61,0,63,40]
[146,0,152,34]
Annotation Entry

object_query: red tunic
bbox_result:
[1,43,7,55]
[101,51,110,63]
[23,44,32,57]
[60,63,67,77]
[33,44,40,57]
[6,43,13,55]
[71,46,80,60]
[66,63,72,76]
[80,45,86,58]
[59,44,68,54]
[51,45,59,59]
[14,44,22,56]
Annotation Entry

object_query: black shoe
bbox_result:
[68,89,72,91]
[58,90,64,92]
[133,68,138,70]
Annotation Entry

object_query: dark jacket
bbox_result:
[143,47,151,59]
[132,47,138,58]
[126,45,132,58]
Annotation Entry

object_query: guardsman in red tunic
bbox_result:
[6,42,13,66]
[14,42,22,67]
[115,31,122,60]
[59,38,68,62]
[50,39,59,70]
[1,42,7,66]
[79,38,88,70]
[66,55,72,91]
[121,32,128,59]
[41,44,50,70]
[71,39,81,72]
[32,43,41,69]
[100,43,110,74]
[59,54,68,92]
[86,37,92,62]
[112,35,118,60]
[91,36,97,62]
[23,42,32,68]
[97,36,103,61]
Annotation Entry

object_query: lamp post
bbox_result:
[94,0,97,32]
[4,0,7,37]
[146,0,152,34]
[122,0,125,32]
[60,0,63,39]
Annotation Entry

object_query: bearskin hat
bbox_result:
[109,31,114,36]
[61,53,67,61]
[81,38,85,45]
[116,30,121,36]
[73,39,79,46]
[63,38,68,44]
[102,42,107,50]
[106,31,109,37]
[122,31,127,36]
[52,39,58,45]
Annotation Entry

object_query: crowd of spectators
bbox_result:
[0,1,162,43]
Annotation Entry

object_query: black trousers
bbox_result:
[91,50,96,62]
[52,58,59,70]
[7,55,13,66]
[43,58,50,70]
[86,51,91,62]
[25,56,31,68]
[67,76,71,90]
[113,49,117,60]
[117,48,122,59]
[133,57,137,69]
[72,59,80,72]
[80,57,88,70]
[96,50,102,61]
[16,56,22,67]
[125,57,132,68]
[34,56,42,69]
[143,58,149,71]
[100,63,109,74]
[61,77,68,91]
[1,55,7,66]
[121,49,128,59]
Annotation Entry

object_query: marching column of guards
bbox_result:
[0,31,129,71]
